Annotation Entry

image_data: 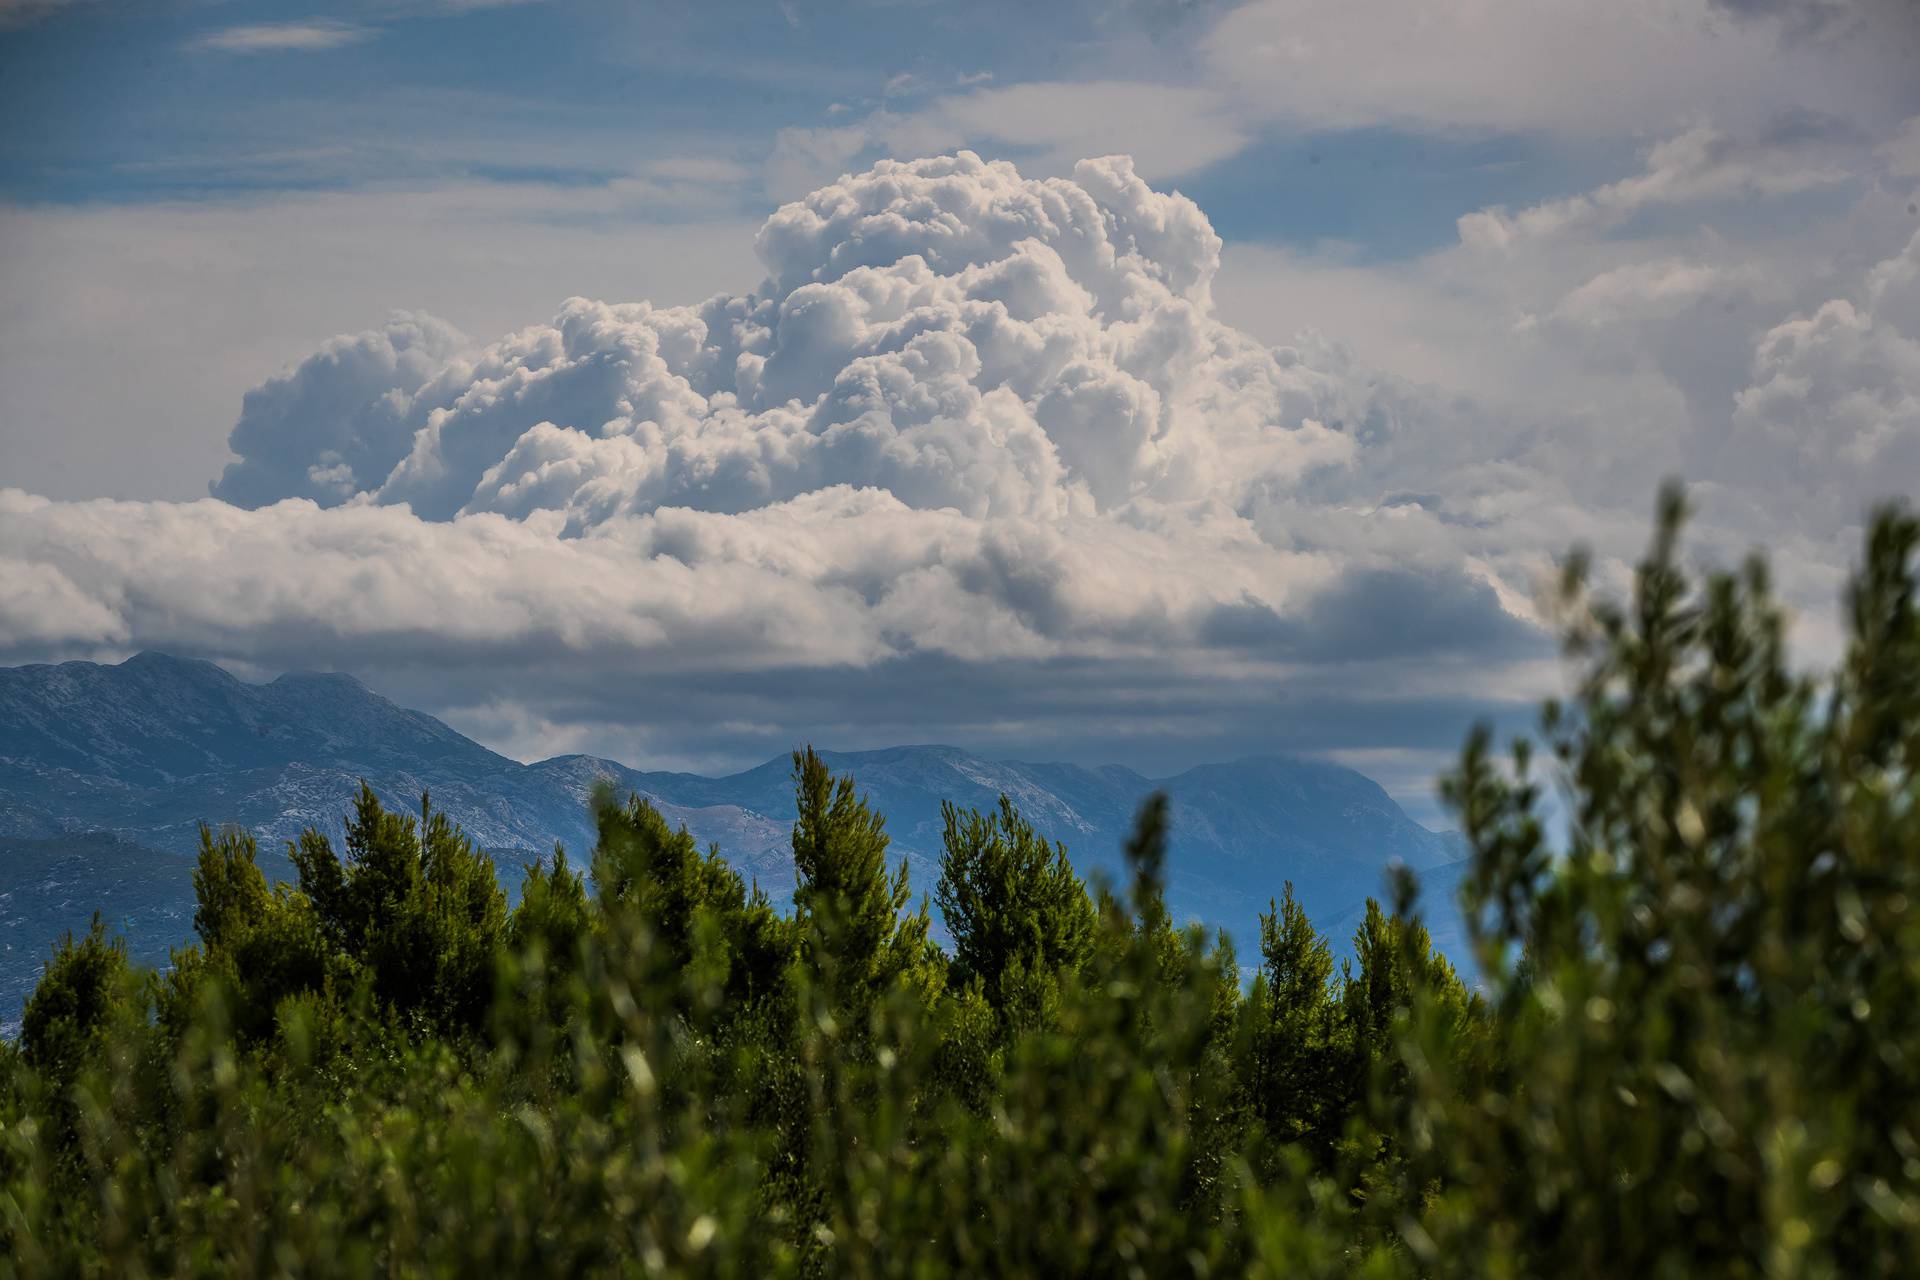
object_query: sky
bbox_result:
[2,0,1918,823]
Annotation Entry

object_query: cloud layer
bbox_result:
[9,144,1916,801]
[1,153,1556,788]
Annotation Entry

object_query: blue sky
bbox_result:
[3,0,1919,820]
[2,0,1608,249]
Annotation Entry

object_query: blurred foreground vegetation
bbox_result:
[5,490,1920,1278]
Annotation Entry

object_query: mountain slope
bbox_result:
[571,745,1458,932]
[2,653,1468,1031]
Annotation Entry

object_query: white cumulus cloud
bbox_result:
[216,153,1356,533]
[0,152,1578,776]
[1733,229,1920,514]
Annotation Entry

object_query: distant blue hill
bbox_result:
[1,652,1470,1033]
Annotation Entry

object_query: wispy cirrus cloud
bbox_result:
[0,0,52,22]
[1457,123,1856,251]
[766,80,1252,199]
[189,21,372,55]
[0,0,84,27]
[1203,0,1918,140]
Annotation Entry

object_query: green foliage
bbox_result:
[789,746,938,1027]
[309,784,510,1036]
[18,916,141,1101]
[1237,883,1351,1166]
[591,787,791,1010]
[4,492,1919,1277]
[1416,487,1920,1278]
[935,795,1095,1038]
[179,824,331,1044]
[507,843,590,967]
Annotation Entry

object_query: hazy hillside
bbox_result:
[1,653,1467,1030]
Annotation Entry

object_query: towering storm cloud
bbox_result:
[213,154,1355,526]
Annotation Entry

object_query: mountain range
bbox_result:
[1,652,1470,1032]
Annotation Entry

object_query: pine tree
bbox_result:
[935,795,1095,1035]
[180,823,330,1043]
[1238,883,1345,1165]
[590,787,792,1010]
[508,844,590,967]
[789,747,936,1030]
[18,916,135,1091]
[287,782,507,1036]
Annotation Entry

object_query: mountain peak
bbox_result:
[268,669,371,693]
[0,652,506,791]
[116,650,243,683]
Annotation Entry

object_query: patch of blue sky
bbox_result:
[1179,129,1633,264]
[0,0,1208,202]
[0,2,819,201]
[2,0,1659,269]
